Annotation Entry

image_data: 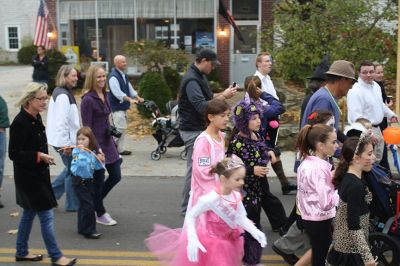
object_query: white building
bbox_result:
[0,0,38,62]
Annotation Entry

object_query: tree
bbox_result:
[124,40,189,73]
[262,0,397,81]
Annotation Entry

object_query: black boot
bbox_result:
[271,160,297,195]
[0,195,4,208]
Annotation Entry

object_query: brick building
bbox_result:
[3,0,274,86]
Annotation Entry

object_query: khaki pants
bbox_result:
[111,111,128,153]
[371,126,384,163]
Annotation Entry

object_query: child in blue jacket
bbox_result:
[71,127,105,239]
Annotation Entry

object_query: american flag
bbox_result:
[33,0,50,49]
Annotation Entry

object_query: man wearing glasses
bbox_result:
[347,60,398,163]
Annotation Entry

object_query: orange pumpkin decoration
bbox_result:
[383,127,400,144]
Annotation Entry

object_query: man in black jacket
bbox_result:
[178,49,237,215]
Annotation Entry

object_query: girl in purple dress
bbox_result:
[228,100,279,266]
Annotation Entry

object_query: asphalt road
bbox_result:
[0,174,295,266]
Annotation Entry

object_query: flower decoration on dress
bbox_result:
[232,99,262,136]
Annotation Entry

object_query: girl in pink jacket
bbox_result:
[296,124,339,266]
[189,99,230,210]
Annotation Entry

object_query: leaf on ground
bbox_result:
[8,229,18,234]
[9,212,19,217]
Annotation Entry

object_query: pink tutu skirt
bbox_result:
[145,223,244,266]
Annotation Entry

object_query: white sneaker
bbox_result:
[96,213,117,226]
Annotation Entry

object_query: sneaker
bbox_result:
[96,213,117,226]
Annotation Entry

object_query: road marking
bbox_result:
[0,248,288,265]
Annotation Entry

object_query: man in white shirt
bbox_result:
[108,55,144,155]
[254,52,296,196]
[254,52,279,100]
[347,60,398,162]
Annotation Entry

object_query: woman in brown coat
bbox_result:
[9,82,77,266]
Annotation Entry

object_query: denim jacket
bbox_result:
[71,148,104,179]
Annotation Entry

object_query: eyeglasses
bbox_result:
[34,96,48,102]
[360,70,375,75]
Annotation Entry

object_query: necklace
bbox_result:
[325,87,342,115]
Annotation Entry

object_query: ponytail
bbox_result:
[296,124,334,159]
[332,159,350,189]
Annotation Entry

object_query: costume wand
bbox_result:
[57,146,106,168]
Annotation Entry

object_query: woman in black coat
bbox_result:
[9,82,76,266]
[32,45,49,84]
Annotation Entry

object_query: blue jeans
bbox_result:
[93,159,122,217]
[16,209,63,262]
[51,148,79,211]
[0,132,6,188]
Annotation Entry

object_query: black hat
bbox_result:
[196,49,221,65]
[307,54,330,81]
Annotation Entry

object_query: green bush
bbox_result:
[46,49,67,94]
[17,45,37,64]
[137,72,171,117]
[163,66,181,99]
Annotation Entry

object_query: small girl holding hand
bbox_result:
[71,127,105,239]
[146,157,266,266]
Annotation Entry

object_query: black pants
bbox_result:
[72,176,96,236]
[243,193,263,265]
[93,159,122,217]
[303,219,333,266]
[260,177,288,230]
[379,144,391,174]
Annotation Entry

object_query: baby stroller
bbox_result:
[142,100,186,161]
[365,164,400,266]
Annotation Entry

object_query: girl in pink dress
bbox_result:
[145,157,266,266]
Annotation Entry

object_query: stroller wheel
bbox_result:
[159,146,167,154]
[369,232,400,266]
[151,151,161,161]
[180,150,187,160]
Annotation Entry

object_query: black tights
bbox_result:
[303,219,333,266]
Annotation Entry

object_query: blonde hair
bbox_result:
[16,82,48,108]
[83,65,107,95]
[55,65,76,88]
[256,52,271,68]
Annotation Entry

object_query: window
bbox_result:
[232,0,259,20]
[5,26,20,50]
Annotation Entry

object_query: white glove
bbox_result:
[187,238,207,262]
[252,230,267,248]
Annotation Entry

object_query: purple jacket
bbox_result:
[81,91,119,164]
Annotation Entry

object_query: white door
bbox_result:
[231,24,258,89]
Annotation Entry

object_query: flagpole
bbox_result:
[171,0,178,49]
[95,0,100,61]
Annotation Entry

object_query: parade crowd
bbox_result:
[0,46,396,266]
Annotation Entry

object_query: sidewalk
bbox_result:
[0,65,397,180]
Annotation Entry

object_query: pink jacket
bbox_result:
[296,156,338,221]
